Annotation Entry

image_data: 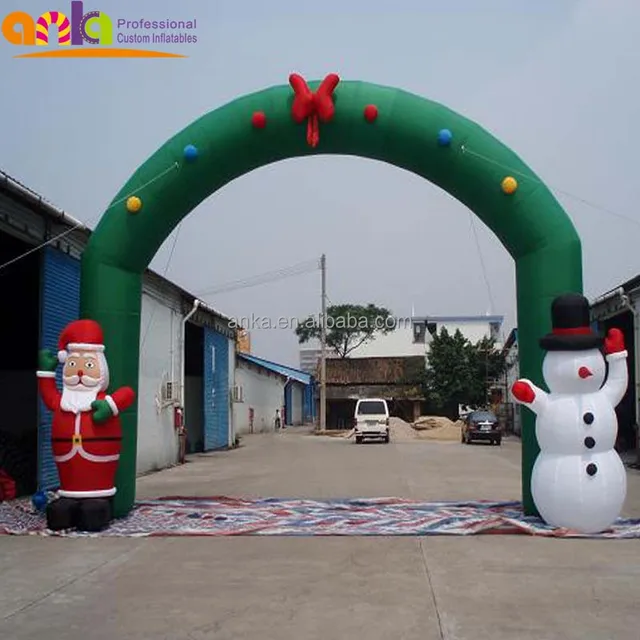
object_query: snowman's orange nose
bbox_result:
[578,366,593,379]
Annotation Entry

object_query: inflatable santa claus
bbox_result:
[37,319,135,532]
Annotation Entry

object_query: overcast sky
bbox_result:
[1,0,639,367]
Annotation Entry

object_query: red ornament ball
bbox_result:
[364,105,378,122]
[252,111,267,128]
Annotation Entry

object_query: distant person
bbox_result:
[274,409,281,430]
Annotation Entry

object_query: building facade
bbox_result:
[590,280,639,458]
[299,346,322,374]
[299,314,505,371]
[234,356,286,434]
[234,353,315,434]
[0,171,237,497]
[325,356,425,428]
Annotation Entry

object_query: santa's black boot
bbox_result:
[76,498,113,532]
[46,497,80,531]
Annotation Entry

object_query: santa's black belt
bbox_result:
[52,437,122,442]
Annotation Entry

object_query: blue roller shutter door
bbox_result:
[39,247,80,490]
[304,382,315,423]
[284,383,292,425]
[292,384,303,425]
[203,328,229,450]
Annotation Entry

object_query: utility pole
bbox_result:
[319,253,327,432]
[485,347,489,406]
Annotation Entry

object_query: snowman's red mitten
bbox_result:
[604,328,625,355]
[512,380,535,403]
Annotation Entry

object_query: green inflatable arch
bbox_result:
[80,76,582,518]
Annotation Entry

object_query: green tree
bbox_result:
[295,303,394,358]
[422,328,507,418]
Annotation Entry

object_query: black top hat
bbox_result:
[539,293,604,351]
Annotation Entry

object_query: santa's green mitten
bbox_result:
[38,349,58,372]
[91,399,113,423]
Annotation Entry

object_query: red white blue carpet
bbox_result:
[1,496,640,538]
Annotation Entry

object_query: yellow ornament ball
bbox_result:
[501,176,518,195]
[126,196,142,213]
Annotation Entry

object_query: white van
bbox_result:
[353,398,390,444]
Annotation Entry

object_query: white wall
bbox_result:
[299,317,504,386]
[427,319,502,346]
[320,318,503,361]
[233,362,284,435]
[339,325,427,358]
[136,289,181,474]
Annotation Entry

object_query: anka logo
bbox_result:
[2,1,193,58]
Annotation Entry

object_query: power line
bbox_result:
[0,162,180,273]
[460,143,639,343]
[461,145,640,228]
[198,262,319,297]
[197,257,320,297]
[468,212,496,315]
[3,145,637,277]
[140,221,184,351]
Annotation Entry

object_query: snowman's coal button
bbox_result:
[583,412,594,425]
[584,437,596,449]
[586,463,598,476]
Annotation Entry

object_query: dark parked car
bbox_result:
[461,410,502,445]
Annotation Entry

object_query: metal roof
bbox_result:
[0,169,89,232]
[238,353,312,385]
[591,273,640,306]
[0,169,233,326]
[621,274,640,294]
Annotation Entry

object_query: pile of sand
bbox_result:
[313,417,464,443]
[413,415,456,430]
[389,419,420,442]
[418,420,463,441]
[411,416,463,441]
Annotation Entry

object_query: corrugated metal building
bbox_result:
[590,280,640,461]
[233,353,315,434]
[0,171,236,497]
[234,356,286,434]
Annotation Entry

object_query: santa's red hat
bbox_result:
[57,319,105,363]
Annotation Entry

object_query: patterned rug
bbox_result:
[1,496,640,538]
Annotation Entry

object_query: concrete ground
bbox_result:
[2,425,639,640]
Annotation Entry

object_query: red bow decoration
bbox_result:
[289,73,340,148]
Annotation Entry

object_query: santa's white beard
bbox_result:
[60,386,100,414]
[59,353,109,414]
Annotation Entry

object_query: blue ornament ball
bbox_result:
[183,144,199,162]
[32,490,48,512]
[437,129,453,146]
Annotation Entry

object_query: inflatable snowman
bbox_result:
[511,293,628,533]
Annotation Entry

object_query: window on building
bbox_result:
[427,322,438,336]
[413,321,426,343]
[489,321,500,341]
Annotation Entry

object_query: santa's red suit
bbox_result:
[37,320,135,499]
